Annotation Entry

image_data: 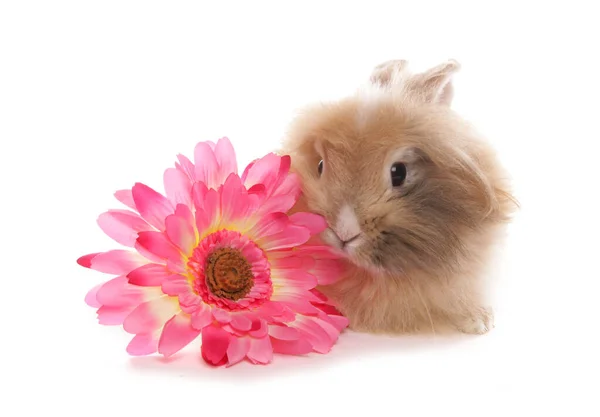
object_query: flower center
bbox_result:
[189,229,272,311]
[205,247,254,301]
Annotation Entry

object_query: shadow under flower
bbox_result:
[128,330,473,380]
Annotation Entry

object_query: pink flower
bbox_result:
[78,137,348,366]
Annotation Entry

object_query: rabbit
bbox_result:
[281,59,516,335]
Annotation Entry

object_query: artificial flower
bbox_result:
[78,137,348,366]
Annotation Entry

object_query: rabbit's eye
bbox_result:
[318,160,324,176]
[390,162,407,187]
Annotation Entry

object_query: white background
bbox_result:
[1,1,599,416]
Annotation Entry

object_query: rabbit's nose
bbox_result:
[332,204,362,243]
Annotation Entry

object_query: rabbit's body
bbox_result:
[282,60,515,335]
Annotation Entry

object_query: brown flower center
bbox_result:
[205,248,254,301]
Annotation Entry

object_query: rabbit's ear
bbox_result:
[409,59,461,106]
[369,59,410,87]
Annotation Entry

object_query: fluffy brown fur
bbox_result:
[281,59,516,335]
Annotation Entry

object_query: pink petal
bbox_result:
[246,336,273,364]
[260,174,301,215]
[230,314,252,332]
[271,292,321,315]
[81,250,147,275]
[126,332,159,356]
[257,224,311,251]
[247,183,266,197]
[293,317,335,354]
[84,283,102,308]
[271,255,306,269]
[269,324,301,341]
[248,318,269,338]
[158,313,200,357]
[255,301,287,321]
[177,291,202,313]
[276,288,321,303]
[276,155,292,183]
[241,153,281,193]
[322,314,350,331]
[271,170,300,198]
[242,154,298,209]
[127,263,170,286]
[176,154,196,181]
[95,276,142,307]
[289,245,341,258]
[214,137,238,177]
[240,160,255,184]
[131,183,174,231]
[114,189,136,210]
[194,188,220,234]
[77,253,99,268]
[226,336,250,367]
[191,181,208,209]
[194,208,210,236]
[134,241,165,263]
[174,204,195,230]
[165,214,196,255]
[312,302,340,315]
[123,296,180,335]
[311,301,341,316]
[136,231,182,264]
[255,194,298,217]
[313,315,347,341]
[274,269,318,290]
[97,209,153,247]
[202,188,220,224]
[220,174,249,224]
[270,337,313,355]
[246,191,263,214]
[191,303,213,330]
[311,259,344,285]
[166,258,186,274]
[194,142,219,189]
[201,325,231,366]
[249,213,317,250]
[248,212,288,240]
[212,309,231,324]
[309,290,344,317]
[97,305,135,325]
[164,168,192,208]
[161,274,190,296]
[288,212,328,235]
[265,155,293,199]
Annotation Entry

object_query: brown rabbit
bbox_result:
[281,59,516,335]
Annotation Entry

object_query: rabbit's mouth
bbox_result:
[341,233,361,248]
[319,204,365,253]
[321,228,393,274]
[321,227,362,251]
